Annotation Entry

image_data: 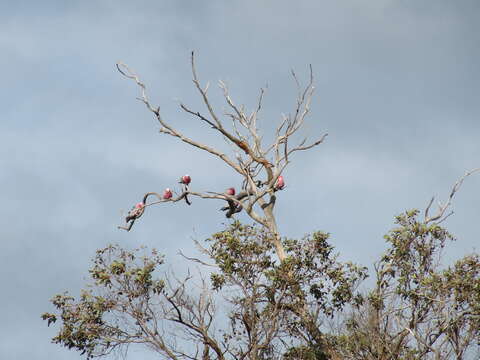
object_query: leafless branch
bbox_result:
[117,54,328,263]
[424,168,480,224]
[178,250,217,268]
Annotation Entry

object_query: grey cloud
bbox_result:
[1,1,479,359]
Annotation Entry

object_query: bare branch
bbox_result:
[178,250,217,268]
[116,55,328,263]
[116,61,245,176]
[424,168,480,224]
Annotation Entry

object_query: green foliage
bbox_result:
[381,210,455,299]
[42,216,479,359]
[43,223,367,359]
[207,221,367,318]
[283,344,326,360]
[42,245,165,359]
[206,221,367,358]
[335,210,480,359]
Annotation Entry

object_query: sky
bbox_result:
[1,1,479,359]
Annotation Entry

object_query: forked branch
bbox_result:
[116,53,327,262]
[424,168,480,224]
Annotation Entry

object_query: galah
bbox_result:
[163,188,173,199]
[178,175,192,205]
[222,187,242,218]
[179,175,191,185]
[125,202,145,223]
[275,176,285,190]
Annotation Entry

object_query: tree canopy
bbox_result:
[43,54,479,359]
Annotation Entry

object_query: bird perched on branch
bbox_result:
[275,176,285,190]
[179,175,192,205]
[118,202,145,231]
[125,202,145,223]
[221,187,244,218]
[179,175,191,185]
[163,188,173,199]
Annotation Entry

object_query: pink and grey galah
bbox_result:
[275,176,285,190]
[226,187,236,196]
[179,175,191,185]
[125,202,145,222]
[163,188,173,199]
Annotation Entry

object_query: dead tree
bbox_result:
[116,52,327,262]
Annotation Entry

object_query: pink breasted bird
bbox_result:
[179,175,191,185]
[275,176,285,190]
[226,187,236,196]
[163,188,173,199]
[126,202,145,222]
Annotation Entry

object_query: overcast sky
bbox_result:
[1,1,479,359]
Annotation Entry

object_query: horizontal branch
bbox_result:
[118,189,268,231]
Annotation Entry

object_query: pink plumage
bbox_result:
[163,188,173,199]
[275,176,285,190]
[180,175,191,185]
[226,187,236,196]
